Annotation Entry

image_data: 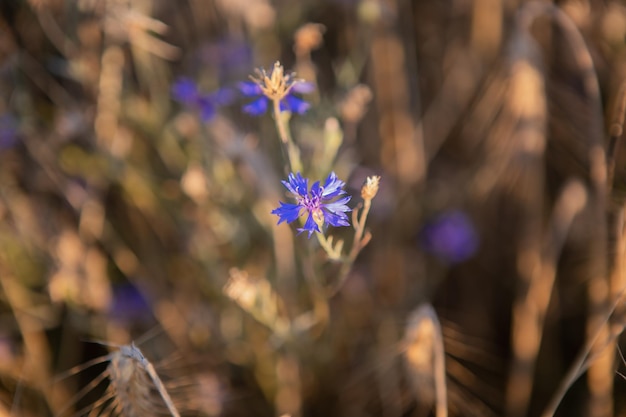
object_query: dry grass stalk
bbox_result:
[106,343,181,417]
[607,82,626,188]
[403,304,448,417]
[57,343,181,417]
[501,20,547,417]
[505,3,610,416]
[522,4,609,417]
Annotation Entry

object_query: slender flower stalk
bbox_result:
[240,62,314,173]
[273,100,303,174]
[328,176,380,296]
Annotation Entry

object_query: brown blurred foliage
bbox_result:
[1,0,626,416]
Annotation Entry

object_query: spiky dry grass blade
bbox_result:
[540,286,626,417]
[56,371,110,417]
[106,343,180,417]
[403,304,448,417]
[55,342,185,417]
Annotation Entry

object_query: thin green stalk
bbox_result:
[272,99,302,173]
[327,201,373,296]
[315,232,343,260]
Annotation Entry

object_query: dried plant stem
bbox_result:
[275,352,302,417]
[508,181,587,417]
[504,25,546,414]
[314,232,343,260]
[273,99,302,174]
[327,202,373,297]
[607,82,626,188]
[508,4,607,417]
[0,270,68,415]
[297,252,330,334]
[586,147,611,417]
[609,206,626,340]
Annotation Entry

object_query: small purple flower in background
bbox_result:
[419,210,479,264]
[239,61,315,116]
[108,283,152,324]
[200,39,253,81]
[171,77,233,121]
[272,172,351,238]
[0,113,18,150]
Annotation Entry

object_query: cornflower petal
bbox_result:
[283,95,311,114]
[197,97,216,121]
[171,78,198,104]
[322,172,346,198]
[172,78,227,122]
[279,100,290,113]
[323,195,351,215]
[209,87,236,106]
[271,202,302,224]
[310,181,323,199]
[283,172,308,197]
[323,210,350,227]
[238,81,263,96]
[243,97,269,115]
[291,81,316,94]
[298,213,321,237]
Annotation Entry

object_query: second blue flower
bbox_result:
[272,172,351,238]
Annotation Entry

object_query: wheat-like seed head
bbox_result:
[106,343,181,417]
[403,304,448,417]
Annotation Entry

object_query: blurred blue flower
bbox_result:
[272,172,351,238]
[171,78,233,121]
[108,283,152,324]
[419,210,479,264]
[201,39,253,81]
[0,114,18,150]
[239,81,314,115]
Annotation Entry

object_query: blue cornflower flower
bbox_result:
[171,77,233,121]
[239,62,315,116]
[419,210,479,264]
[272,172,351,238]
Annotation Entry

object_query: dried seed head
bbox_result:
[250,62,300,102]
[361,176,380,201]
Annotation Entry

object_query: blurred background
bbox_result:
[1,0,626,416]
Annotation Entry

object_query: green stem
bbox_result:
[353,199,371,245]
[327,200,373,296]
[272,99,302,173]
[315,231,342,260]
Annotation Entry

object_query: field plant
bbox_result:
[2,1,626,417]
